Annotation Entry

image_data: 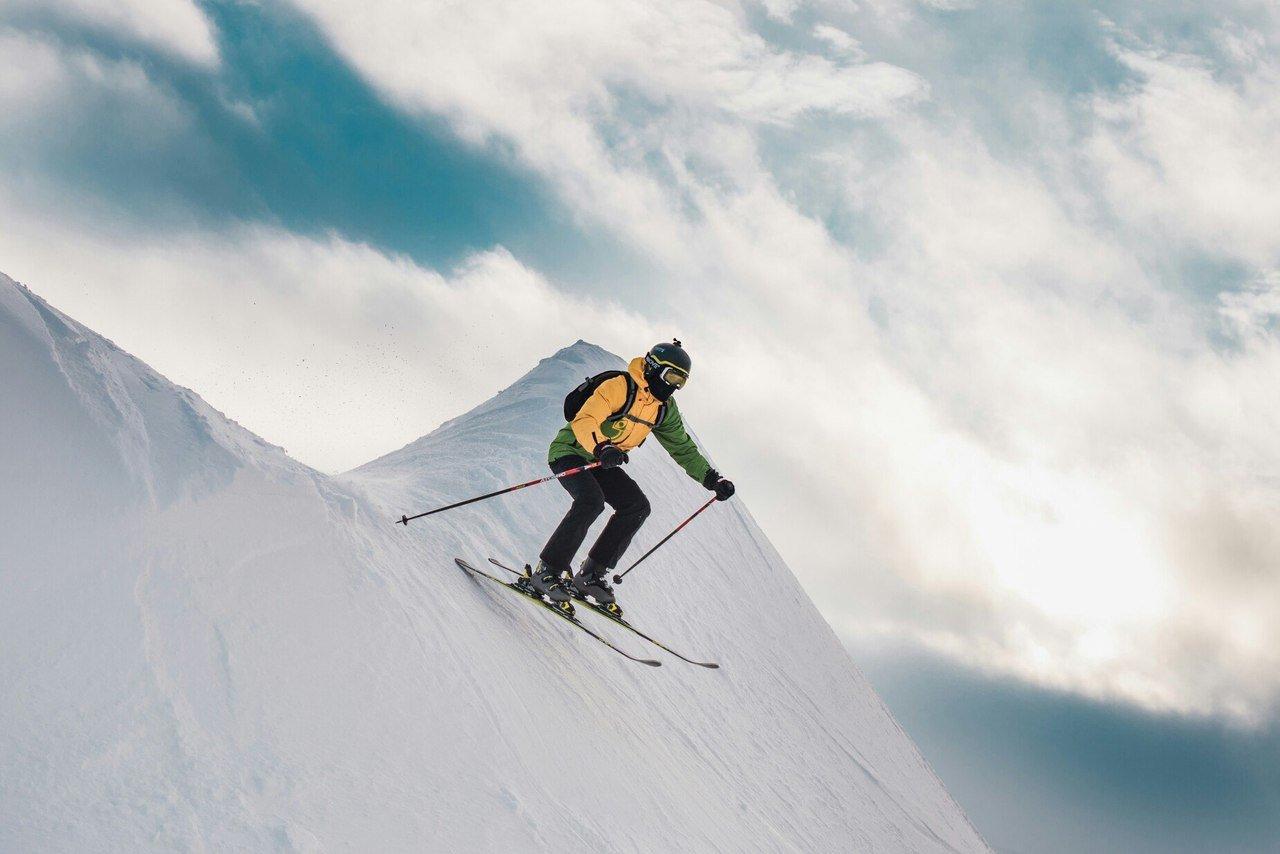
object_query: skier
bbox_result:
[526,340,735,609]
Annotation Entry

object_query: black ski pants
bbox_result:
[539,455,651,572]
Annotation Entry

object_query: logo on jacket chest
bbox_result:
[602,412,658,442]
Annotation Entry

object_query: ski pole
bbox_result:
[396,461,602,525]
[612,496,717,584]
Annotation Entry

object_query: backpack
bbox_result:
[563,371,667,427]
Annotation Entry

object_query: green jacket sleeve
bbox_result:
[653,399,712,483]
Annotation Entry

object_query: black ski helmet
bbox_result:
[643,339,691,401]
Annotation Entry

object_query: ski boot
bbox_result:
[520,561,574,613]
[571,558,623,619]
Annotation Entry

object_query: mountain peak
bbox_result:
[556,338,616,358]
[349,339,628,478]
[531,338,628,383]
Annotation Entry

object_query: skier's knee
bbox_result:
[576,494,606,519]
[631,493,651,520]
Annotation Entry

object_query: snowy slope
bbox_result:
[0,273,987,853]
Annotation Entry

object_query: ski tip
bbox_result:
[700,662,721,669]
[640,659,662,667]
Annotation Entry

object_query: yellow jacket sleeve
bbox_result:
[570,375,629,453]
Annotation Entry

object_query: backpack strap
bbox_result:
[613,372,638,421]
[582,370,657,428]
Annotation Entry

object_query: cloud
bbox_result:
[0,0,219,66]
[0,13,591,278]
[290,0,925,272]
[293,0,922,126]
[0,29,195,148]
[1220,270,1280,344]
[739,102,1280,723]
[738,11,1280,724]
[755,0,802,23]
[0,28,242,231]
[1086,24,1280,268]
[812,24,866,59]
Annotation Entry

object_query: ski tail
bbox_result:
[487,557,720,669]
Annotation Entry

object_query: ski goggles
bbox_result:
[647,358,689,389]
[660,366,689,388]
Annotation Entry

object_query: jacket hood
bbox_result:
[628,356,649,391]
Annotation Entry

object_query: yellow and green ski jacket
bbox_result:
[548,356,712,484]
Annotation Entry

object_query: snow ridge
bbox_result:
[0,274,987,853]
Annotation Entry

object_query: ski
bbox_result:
[488,558,720,669]
[454,558,661,667]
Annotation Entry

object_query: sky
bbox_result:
[1,1,1277,850]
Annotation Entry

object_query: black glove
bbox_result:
[702,468,735,501]
[594,441,629,469]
